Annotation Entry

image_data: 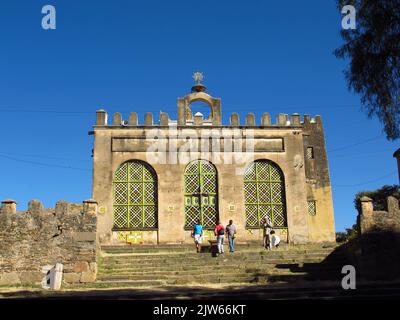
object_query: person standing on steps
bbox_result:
[214,221,225,255]
[262,217,273,250]
[225,220,237,253]
[191,219,203,253]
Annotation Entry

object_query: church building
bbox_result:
[91,74,335,245]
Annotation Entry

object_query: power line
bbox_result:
[332,171,397,187]
[0,151,90,162]
[0,154,91,171]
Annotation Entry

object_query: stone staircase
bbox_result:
[82,243,348,289]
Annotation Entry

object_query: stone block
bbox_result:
[1,199,17,214]
[245,113,255,126]
[72,232,96,242]
[19,271,42,284]
[96,109,107,125]
[261,113,270,126]
[72,261,89,273]
[129,112,138,125]
[63,272,81,284]
[230,113,239,126]
[80,270,96,283]
[28,199,44,215]
[0,272,20,285]
[113,112,122,125]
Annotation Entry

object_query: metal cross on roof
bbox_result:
[193,71,204,84]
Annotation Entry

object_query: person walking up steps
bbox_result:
[191,219,203,253]
[214,221,225,254]
[262,217,272,250]
[225,220,237,253]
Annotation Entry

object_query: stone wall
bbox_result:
[0,199,98,286]
[359,196,400,234]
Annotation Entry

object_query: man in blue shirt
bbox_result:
[192,219,203,253]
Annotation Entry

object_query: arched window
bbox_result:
[244,160,287,228]
[113,160,157,230]
[184,160,218,229]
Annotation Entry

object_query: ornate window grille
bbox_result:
[244,160,287,228]
[308,200,316,216]
[113,160,158,230]
[306,147,314,159]
[184,160,218,229]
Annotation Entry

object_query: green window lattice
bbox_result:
[113,160,158,230]
[244,160,287,228]
[184,160,218,229]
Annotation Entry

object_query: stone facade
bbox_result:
[92,80,335,245]
[0,199,98,286]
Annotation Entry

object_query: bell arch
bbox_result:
[243,160,287,228]
[112,160,158,230]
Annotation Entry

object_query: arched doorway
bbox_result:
[184,160,218,229]
[244,160,287,228]
[113,160,158,230]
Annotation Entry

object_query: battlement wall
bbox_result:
[94,110,324,128]
[0,199,98,286]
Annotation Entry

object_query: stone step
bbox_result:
[98,264,343,276]
[99,257,346,268]
[101,244,337,254]
[101,250,335,259]
[101,252,339,262]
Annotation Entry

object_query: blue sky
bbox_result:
[0,0,398,232]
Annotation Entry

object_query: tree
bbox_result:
[335,0,400,140]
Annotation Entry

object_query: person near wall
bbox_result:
[225,220,237,253]
[214,221,225,254]
[262,217,273,250]
[270,230,281,248]
[191,219,203,253]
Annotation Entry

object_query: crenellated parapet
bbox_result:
[94,109,323,128]
[0,199,98,286]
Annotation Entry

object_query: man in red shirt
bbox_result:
[214,221,225,254]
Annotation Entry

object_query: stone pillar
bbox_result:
[112,112,122,125]
[160,112,169,126]
[245,113,255,126]
[83,199,98,216]
[145,112,153,126]
[277,113,287,126]
[360,196,373,234]
[211,98,222,125]
[194,112,203,125]
[230,113,239,126]
[96,109,107,125]
[393,148,400,184]
[177,98,186,125]
[291,113,301,126]
[129,112,138,126]
[28,199,44,215]
[1,199,17,214]
[261,113,270,126]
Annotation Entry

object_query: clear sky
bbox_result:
[0,0,398,232]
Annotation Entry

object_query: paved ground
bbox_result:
[1,280,400,300]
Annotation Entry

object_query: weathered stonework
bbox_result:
[0,199,98,286]
[359,196,400,234]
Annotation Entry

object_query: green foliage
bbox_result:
[335,0,400,140]
[354,185,400,213]
[336,223,359,243]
